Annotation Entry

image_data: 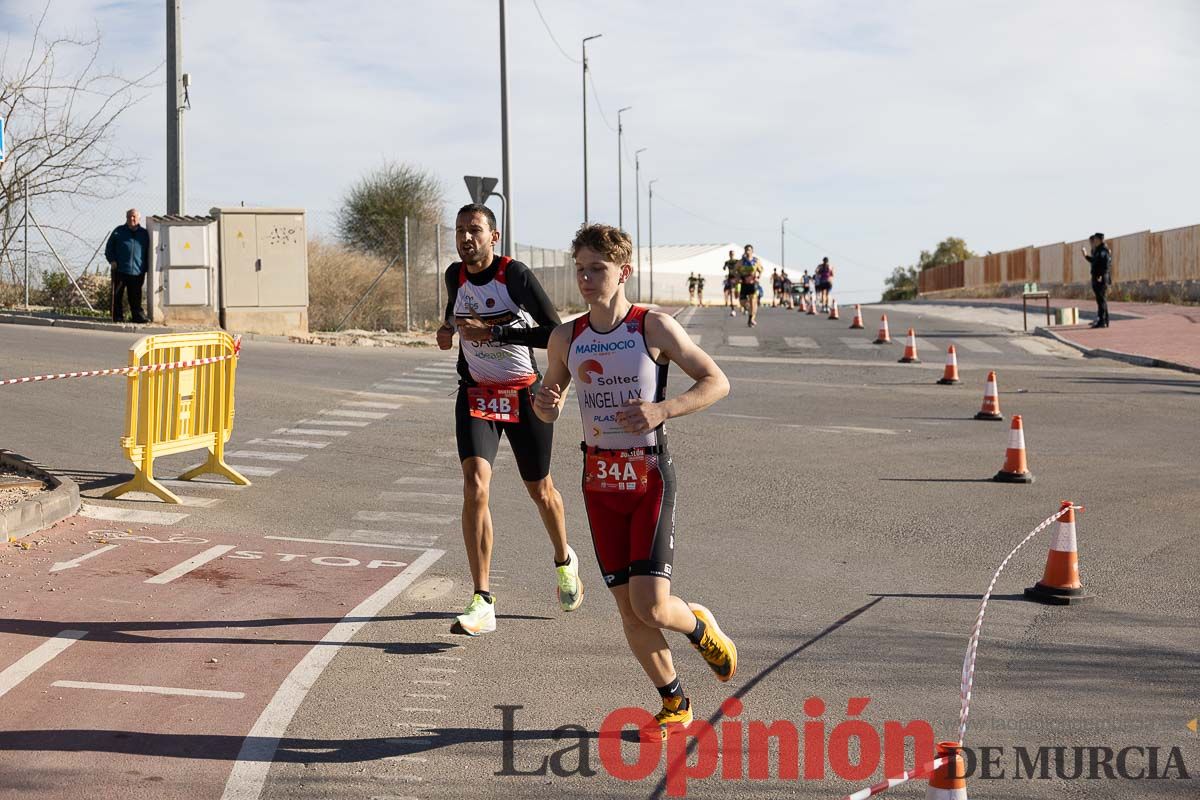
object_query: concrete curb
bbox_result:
[908,299,1140,322]
[0,451,81,541]
[1034,326,1200,376]
[0,311,298,344]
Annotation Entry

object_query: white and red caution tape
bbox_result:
[958,503,1075,744]
[0,336,241,388]
[838,757,947,800]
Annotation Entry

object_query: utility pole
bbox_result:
[648,179,657,305]
[498,0,513,256]
[581,34,602,225]
[781,217,788,270]
[635,148,646,302]
[23,178,29,309]
[166,0,185,214]
[617,106,631,230]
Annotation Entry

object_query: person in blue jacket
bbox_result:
[105,208,150,323]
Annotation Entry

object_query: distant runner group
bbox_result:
[436,205,737,739]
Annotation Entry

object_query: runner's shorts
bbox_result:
[817,281,832,292]
[582,450,676,587]
[455,380,553,482]
[739,284,757,299]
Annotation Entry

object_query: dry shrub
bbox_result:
[0,281,24,307]
[307,238,407,331]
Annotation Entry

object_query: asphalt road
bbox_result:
[0,304,1196,799]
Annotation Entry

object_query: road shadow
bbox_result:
[880,477,995,483]
[0,611,552,649]
[869,592,1026,602]
[1045,375,1200,389]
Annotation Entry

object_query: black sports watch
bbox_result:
[490,325,507,343]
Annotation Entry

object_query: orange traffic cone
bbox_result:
[974,371,1003,420]
[898,328,921,363]
[1025,501,1093,605]
[926,741,968,799]
[993,415,1033,483]
[938,345,960,384]
[849,305,865,329]
[807,297,817,315]
[828,301,840,320]
[873,315,891,344]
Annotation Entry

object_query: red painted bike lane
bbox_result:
[0,518,443,800]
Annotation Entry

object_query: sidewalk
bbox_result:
[912,297,1200,374]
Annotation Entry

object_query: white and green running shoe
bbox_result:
[454,593,496,636]
[556,545,584,612]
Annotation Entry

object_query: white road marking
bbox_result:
[372,383,436,393]
[839,337,875,350]
[246,438,328,449]
[145,545,237,584]
[115,491,221,508]
[414,366,458,374]
[406,693,448,700]
[267,535,432,551]
[352,391,425,402]
[382,377,442,385]
[50,544,120,573]
[298,418,371,427]
[355,511,455,526]
[318,409,389,420]
[423,655,462,662]
[221,549,444,800]
[275,428,349,437]
[412,679,452,685]
[399,707,443,714]
[380,491,459,506]
[226,451,307,462]
[713,413,774,421]
[788,424,907,435]
[80,505,189,525]
[417,667,457,674]
[727,335,759,348]
[161,479,247,491]
[393,477,457,487]
[330,529,440,548]
[226,465,280,477]
[955,338,1002,354]
[0,631,87,699]
[784,337,818,349]
[51,680,244,699]
[1009,337,1057,356]
[342,400,405,410]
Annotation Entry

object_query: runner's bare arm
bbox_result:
[616,311,729,434]
[533,323,574,424]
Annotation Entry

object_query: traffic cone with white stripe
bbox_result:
[1025,501,1093,605]
[873,315,891,344]
[828,301,840,320]
[926,741,968,799]
[993,415,1033,483]
[807,296,817,315]
[974,371,1003,420]
[898,328,920,363]
[849,305,865,329]
[938,345,961,384]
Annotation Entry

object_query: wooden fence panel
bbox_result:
[1108,230,1149,284]
[964,256,983,288]
[1037,244,1063,284]
[1159,225,1200,282]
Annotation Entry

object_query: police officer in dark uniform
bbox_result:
[1082,233,1111,328]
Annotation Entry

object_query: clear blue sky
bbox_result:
[8,0,1200,301]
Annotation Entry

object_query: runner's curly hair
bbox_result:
[571,223,633,265]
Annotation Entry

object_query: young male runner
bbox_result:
[723,250,739,315]
[696,274,705,306]
[736,244,762,326]
[534,223,737,740]
[687,273,698,304]
[436,203,583,635]
[815,257,835,312]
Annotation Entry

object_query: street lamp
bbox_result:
[781,217,788,271]
[648,178,658,305]
[498,0,513,257]
[635,148,647,302]
[581,33,603,224]
[617,106,632,230]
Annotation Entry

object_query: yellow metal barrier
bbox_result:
[104,331,249,503]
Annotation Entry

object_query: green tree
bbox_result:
[336,161,444,259]
[882,265,919,301]
[918,237,975,271]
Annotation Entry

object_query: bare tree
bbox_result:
[0,3,158,282]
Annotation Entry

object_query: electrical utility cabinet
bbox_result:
[211,207,309,336]
[146,215,220,327]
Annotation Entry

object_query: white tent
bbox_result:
[625,243,784,304]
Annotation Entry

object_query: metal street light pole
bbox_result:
[166,0,185,214]
[581,34,602,225]
[498,0,513,257]
[617,106,631,230]
[635,148,647,302]
[781,217,788,270]
[648,179,658,305]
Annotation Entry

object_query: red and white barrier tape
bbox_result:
[958,503,1076,744]
[838,756,947,800]
[0,336,242,388]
